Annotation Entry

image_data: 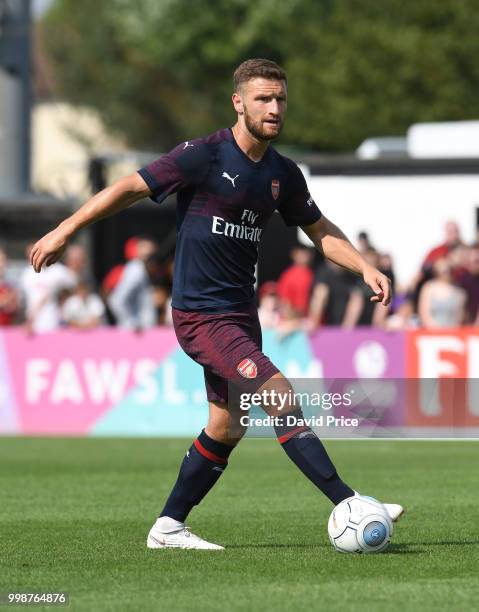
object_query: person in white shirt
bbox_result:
[20,245,77,333]
[61,281,105,329]
[108,238,158,330]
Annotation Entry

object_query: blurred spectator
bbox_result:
[457,246,479,325]
[276,246,314,337]
[101,237,139,298]
[418,258,466,328]
[20,244,77,333]
[277,246,314,317]
[378,253,396,293]
[410,222,464,313]
[308,260,356,327]
[422,220,464,271]
[343,248,391,328]
[357,231,373,254]
[447,243,469,281]
[145,253,174,326]
[0,247,19,325]
[257,281,280,329]
[108,238,158,330]
[57,287,73,313]
[308,234,395,330]
[65,244,90,282]
[61,281,105,329]
[385,295,416,330]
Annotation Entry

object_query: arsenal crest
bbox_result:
[271,179,280,200]
[237,358,258,379]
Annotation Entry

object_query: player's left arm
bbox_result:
[301,216,392,306]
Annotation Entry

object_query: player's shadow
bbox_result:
[227,543,423,553]
[227,540,479,552]
[386,543,423,554]
[388,540,479,554]
[412,540,479,547]
[227,543,328,549]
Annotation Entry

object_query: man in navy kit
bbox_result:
[31,59,403,550]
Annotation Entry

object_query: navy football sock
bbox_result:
[274,410,354,505]
[160,429,234,523]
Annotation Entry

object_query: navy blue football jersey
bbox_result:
[138,128,322,312]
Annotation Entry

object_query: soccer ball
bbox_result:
[328,495,392,553]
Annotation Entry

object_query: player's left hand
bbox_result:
[362,266,392,306]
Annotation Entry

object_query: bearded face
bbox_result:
[235,77,287,141]
[243,100,285,140]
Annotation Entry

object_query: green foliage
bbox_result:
[284,0,479,150]
[41,0,479,151]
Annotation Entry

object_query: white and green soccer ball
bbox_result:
[328,495,393,553]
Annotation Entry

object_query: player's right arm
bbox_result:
[31,137,209,273]
[30,173,151,273]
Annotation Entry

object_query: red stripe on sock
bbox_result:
[194,439,228,464]
[278,426,309,445]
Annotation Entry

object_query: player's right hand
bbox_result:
[30,228,69,273]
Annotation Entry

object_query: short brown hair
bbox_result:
[233,58,287,91]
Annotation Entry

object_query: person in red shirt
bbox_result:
[422,220,463,270]
[457,246,479,325]
[277,245,314,317]
[0,247,19,326]
[101,236,139,297]
[410,221,465,313]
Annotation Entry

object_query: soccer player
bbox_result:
[31,59,403,550]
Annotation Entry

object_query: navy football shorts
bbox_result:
[172,304,279,403]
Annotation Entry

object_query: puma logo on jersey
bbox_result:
[183,141,194,149]
[222,171,239,187]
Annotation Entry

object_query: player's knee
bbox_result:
[207,400,247,446]
[256,372,299,416]
[206,417,246,447]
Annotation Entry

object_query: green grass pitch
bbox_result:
[1,438,478,611]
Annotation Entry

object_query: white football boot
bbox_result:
[147,516,224,550]
[353,492,405,522]
[383,503,404,522]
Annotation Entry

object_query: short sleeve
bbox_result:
[277,161,322,227]
[137,139,211,204]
